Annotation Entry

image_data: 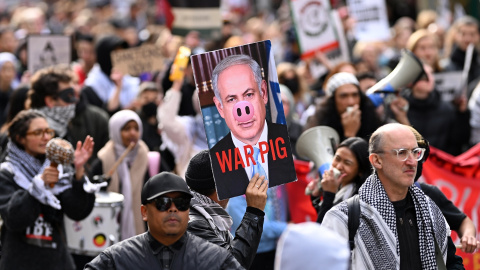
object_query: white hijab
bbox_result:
[109,110,143,240]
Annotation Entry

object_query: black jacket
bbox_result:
[85,231,244,270]
[188,206,264,269]
[67,95,110,169]
[419,183,467,231]
[403,89,470,156]
[0,168,95,270]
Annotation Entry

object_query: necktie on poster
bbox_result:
[252,147,267,180]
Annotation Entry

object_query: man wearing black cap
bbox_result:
[85,172,244,270]
[185,150,267,269]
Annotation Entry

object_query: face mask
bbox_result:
[38,104,76,138]
[283,78,300,95]
[141,102,158,119]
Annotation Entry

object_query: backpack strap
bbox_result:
[347,195,360,251]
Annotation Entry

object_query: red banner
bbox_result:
[286,160,318,223]
[422,144,480,269]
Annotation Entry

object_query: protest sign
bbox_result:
[290,0,350,78]
[111,45,165,77]
[169,0,221,39]
[27,35,72,73]
[191,40,297,200]
[290,0,348,60]
[346,0,391,41]
[434,71,463,102]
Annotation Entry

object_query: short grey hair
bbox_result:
[369,130,384,155]
[453,15,479,31]
[211,54,263,106]
[368,126,385,173]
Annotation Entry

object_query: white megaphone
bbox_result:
[366,49,426,106]
[296,126,340,177]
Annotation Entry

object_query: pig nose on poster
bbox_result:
[233,101,255,122]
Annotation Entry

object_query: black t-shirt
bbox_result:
[392,193,422,270]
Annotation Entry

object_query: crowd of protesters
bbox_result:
[0,0,479,269]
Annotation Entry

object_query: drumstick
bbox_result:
[105,142,135,178]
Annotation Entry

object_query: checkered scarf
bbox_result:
[332,174,450,269]
[38,104,75,138]
[1,141,72,209]
[190,190,233,241]
[352,174,449,269]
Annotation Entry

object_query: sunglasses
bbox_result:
[151,197,191,211]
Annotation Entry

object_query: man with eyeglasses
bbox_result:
[85,172,244,270]
[322,123,464,269]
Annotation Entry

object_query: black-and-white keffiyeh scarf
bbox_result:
[0,141,72,209]
[190,190,233,242]
[38,104,76,138]
[354,174,449,269]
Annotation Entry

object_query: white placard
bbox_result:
[347,0,391,41]
[434,71,463,102]
[27,35,72,73]
[290,0,346,60]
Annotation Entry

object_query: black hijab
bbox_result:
[95,35,129,77]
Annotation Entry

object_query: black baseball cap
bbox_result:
[141,172,193,204]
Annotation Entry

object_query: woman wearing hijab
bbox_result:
[89,110,149,239]
[0,109,96,270]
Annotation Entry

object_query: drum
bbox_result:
[64,191,124,256]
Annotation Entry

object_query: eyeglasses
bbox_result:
[376,147,425,161]
[151,197,191,212]
[25,128,56,138]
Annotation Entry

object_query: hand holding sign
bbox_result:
[245,173,268,211]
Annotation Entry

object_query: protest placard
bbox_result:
[290,0,346,59]
[169,0,221,39]
[27,35,72,73]
[191,40,297,200]
[290,0,350,78]
[111,45,165,77]
[434,71,463,102]
[347,0,391,41]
